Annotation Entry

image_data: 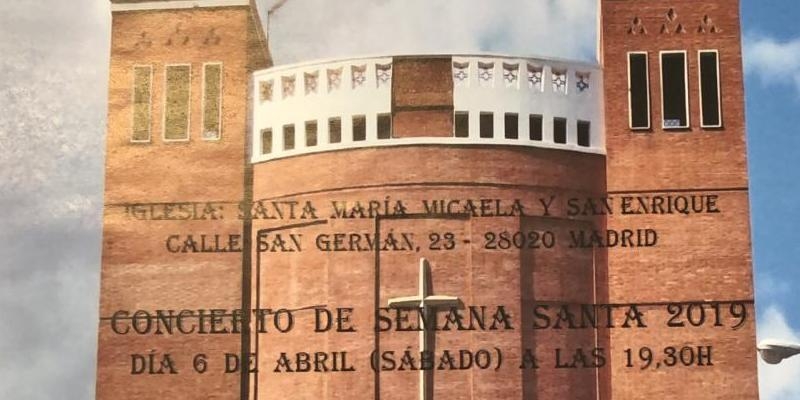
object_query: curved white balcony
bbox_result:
[251,54,603,163]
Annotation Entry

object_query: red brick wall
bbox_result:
[601,0,757,398]
[97,1,758,398]
[602,0,748,191]
[252,146,608,399]
[97,5,267,400]
[391,57,454,137]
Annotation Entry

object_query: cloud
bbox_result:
[756,271,792,302]
[744,33,800,96]
[264,0,597,65]
[0,0,109,399]
[758,305,800,400]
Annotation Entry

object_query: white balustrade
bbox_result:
[252,54,603,163]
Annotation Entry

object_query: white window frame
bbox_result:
[504,112,519,139]
[453,111,469,138]
[698,49,723,128]
[659,50,690,130]
[162,63,192,142]
[305,119,319,147]
[577,119,591,147]
[130,64,153,143]
[328,116,342,144]
[553,116,568,144]
[201,62,223,141]
[627,51,651,130]
[282,124,296,150]
[376,113,392,140]
[479,111,494,138]
[260,127,273,155]
[529,114,544,141]
[352,115,367,142]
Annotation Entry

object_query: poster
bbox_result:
[2,0,800,399]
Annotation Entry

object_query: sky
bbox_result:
[0,0,798,399]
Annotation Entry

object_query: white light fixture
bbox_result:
[757,339,800,364]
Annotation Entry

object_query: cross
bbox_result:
[387,258,461,400]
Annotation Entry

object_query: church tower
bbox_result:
[600,0,757,397]
[98,1,268,399]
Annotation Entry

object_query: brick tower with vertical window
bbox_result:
[98,1,268,399]
[601,0,757,397]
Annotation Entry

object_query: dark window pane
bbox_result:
[328,117,341,144]
[454,112,469,137]
[700,51,721,127]
[353,115,366,141]
[661,52,688,128]
[283,125,295,150]
[377,114,392,139]
[554,117,567,144]
[529,114,542,141]
[504,113,518,139]
[480,112,493,138]
[577,120,590,147]
[305,120,317,147]
[261,128,272,154]
[628,53,650,129]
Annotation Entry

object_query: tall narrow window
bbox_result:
[305,120,318,147]
[660,51,689,129]
[164,64,191,141]
[504,113,519,139]
[554,117,567,144]
[577,120,591,147]
[328,117,342,144]
[283,124,295,150]
[377,114,392,139]
[261,128,272,155]
[353,115,366,141]
[529,114,543,141]
[454,112,469,138]
[479,112,494,138]
[132,65,152,142]
[699,50,722,128]
[202,63,222,140]
[628,52,650,130]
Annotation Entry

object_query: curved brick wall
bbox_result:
[251,145,608,399]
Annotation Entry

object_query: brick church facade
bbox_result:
[98,0,758,398]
